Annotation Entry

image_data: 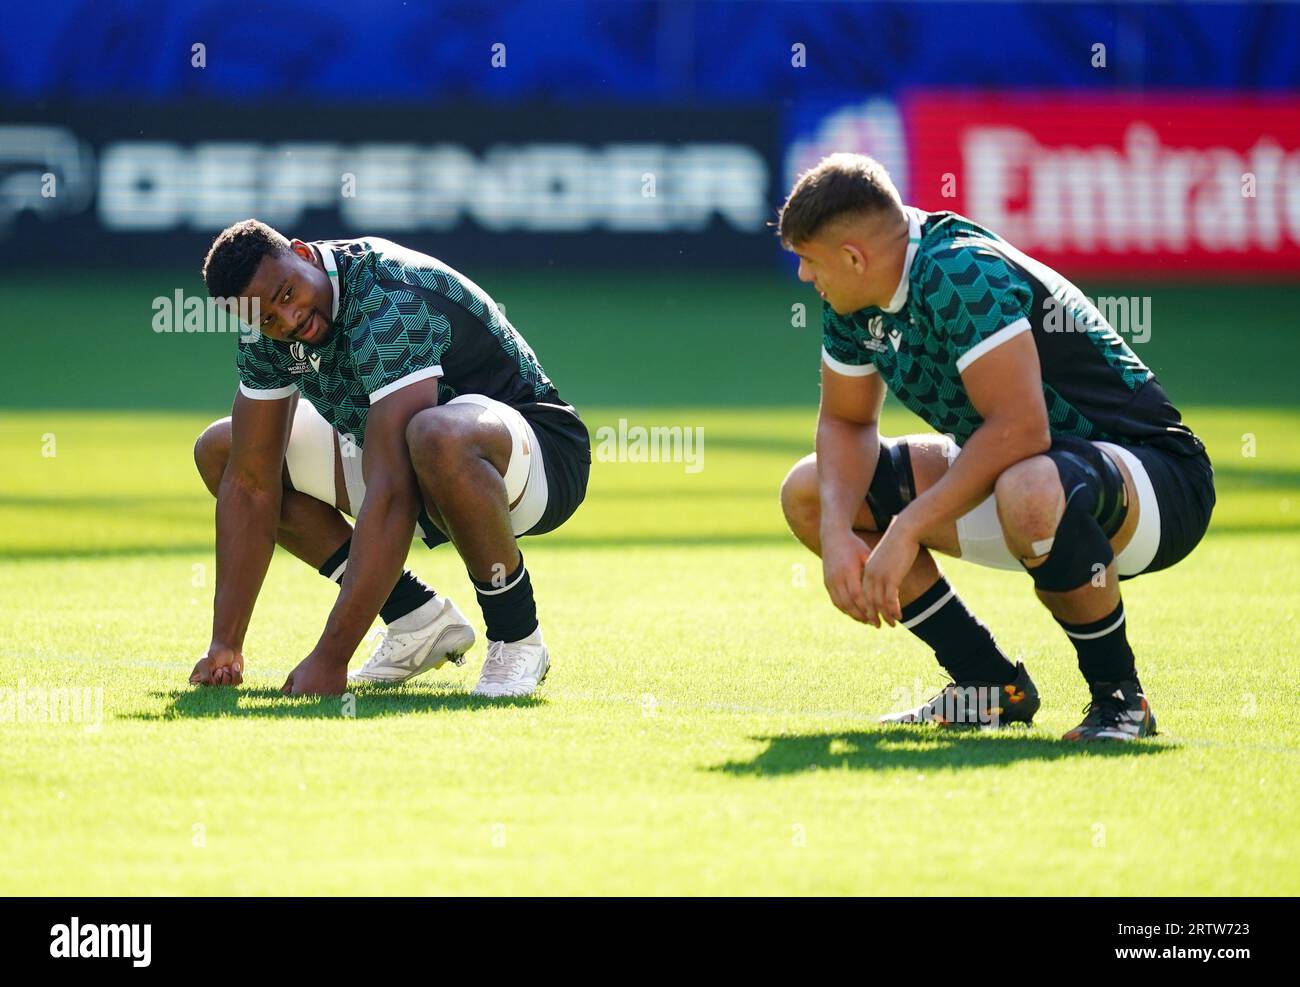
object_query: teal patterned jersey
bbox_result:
[821,209,1202,455]
[237,238,567,446]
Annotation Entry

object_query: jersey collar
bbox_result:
[881,207,923,314]
[312,243,341,320]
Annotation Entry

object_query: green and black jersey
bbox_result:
[237,237,577,448]
[821,209,1202,456]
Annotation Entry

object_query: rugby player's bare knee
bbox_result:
[193,417,232,496]
[995,456,1064,553]
[780,454,819,534]
[406,407,486,482]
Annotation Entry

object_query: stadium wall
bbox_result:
[5,93,1299,275]
[2,2,1297,275]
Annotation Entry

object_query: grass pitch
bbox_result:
[2,404,1297,895]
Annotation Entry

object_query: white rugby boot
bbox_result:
[470,626,550,698]
[348,596,475,684]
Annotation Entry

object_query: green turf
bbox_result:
[2,404,1297,895]
[3,269,1299,410]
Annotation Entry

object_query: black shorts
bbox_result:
[521,403,592,537]
[1113,440,1216,577]
[864,432,1215,579]
[415,401,590,548]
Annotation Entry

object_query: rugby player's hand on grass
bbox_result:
[189,644,244,687]
[860,521,918,629]
[281,652,348,696]
[822,531,873,624]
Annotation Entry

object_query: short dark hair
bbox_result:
[202,219,291,298]
[777,153,903,248]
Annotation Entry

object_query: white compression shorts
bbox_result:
[940,436,1163,577]
[283,394,550,537]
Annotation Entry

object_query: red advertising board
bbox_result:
[906,92,1300,276]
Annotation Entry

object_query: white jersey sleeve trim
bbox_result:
[238,382,297,400]
[955,317,1031,373]
[368,365,444,404]
[821,347,878,377]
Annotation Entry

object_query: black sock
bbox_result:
[318,539,352,584]
[900,577,1018,684]
[1058,600,1137,685]
[470,553,538,643]
[316,537,437,625]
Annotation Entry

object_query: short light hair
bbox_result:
[777,153,903,248]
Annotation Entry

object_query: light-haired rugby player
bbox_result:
[778,154,1214,740]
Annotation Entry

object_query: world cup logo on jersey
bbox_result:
[288,341,322,374]
[867,315,885,339]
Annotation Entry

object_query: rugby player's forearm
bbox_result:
[816,415,880,537]
[896,417,1049,538]
[314,483,419,663]
[210,476,281,650]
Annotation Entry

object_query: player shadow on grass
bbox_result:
[132,685,543,720]
[712,727,1173,777]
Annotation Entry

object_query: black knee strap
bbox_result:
[865,438,917,530]
[1025,485,1116,592]
[1046,435,1127,538]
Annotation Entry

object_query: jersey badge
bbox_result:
[288,341,322,374]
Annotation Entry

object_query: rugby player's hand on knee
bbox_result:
[190,644,244,687]
[281,653,347,696]
[822,532,872,624]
